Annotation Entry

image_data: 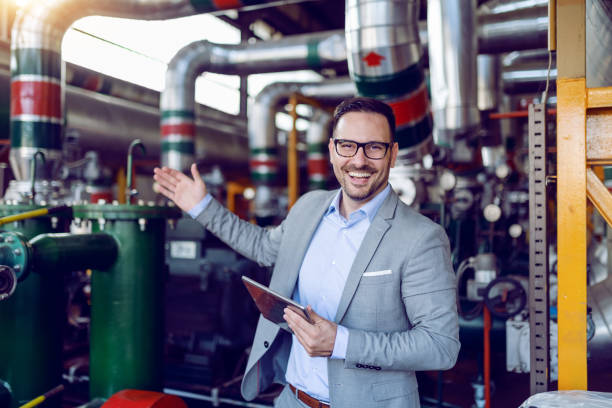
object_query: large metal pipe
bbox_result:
[1,67,249,172]
[250,78,355,217]
[161,30,346,171]
[428,0,480,148]
[346,0,433,164]
[9,0,314,182]
[306,109,332,190]
[418,0,549,56]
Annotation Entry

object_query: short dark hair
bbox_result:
[331,97,396,143]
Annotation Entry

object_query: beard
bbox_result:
[334,162,391,202]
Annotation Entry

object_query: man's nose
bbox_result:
[351,145,368,164]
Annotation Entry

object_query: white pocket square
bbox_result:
[363,269,392,277]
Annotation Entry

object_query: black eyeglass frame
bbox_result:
[333,139,391,160]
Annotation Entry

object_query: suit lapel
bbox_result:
[270,190,337,297]
[334,191,398,323]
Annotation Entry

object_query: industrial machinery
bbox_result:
[0,0,611,407]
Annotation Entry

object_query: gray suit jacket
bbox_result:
[196,189,460,408]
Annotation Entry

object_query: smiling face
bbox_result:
[329,111,398,217]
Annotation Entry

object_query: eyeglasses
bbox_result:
[333,139,391,160]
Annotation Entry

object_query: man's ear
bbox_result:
[328,138,335,163]
[390,142,399,168]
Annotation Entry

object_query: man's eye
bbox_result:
[340,143,354,149]
[369,144,384,151]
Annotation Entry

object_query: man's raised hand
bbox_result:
[153,163,207,213]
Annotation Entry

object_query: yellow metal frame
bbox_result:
[556,0,612,390]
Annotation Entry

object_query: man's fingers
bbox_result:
[156,184,174,200]
[190,163,201,182]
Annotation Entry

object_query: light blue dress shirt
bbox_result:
[189,185,391,403]
[285,185,391,403]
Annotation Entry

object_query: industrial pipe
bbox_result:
[160,30,346,171]
[249,78,355,218]
[306,109,332,190]
[346,0,433,164]
[9,0,315,182]
[428,0,480,147]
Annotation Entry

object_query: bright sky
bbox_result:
[62,13,322,127]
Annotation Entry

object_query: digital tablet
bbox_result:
[242,276,312,332]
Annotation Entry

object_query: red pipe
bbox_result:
[489,109,556,119]
[483,307,492,408]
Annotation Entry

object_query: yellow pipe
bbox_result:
[18,385,64,408]
[0,205,69,227]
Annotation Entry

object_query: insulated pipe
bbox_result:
[249,78,355,218]
[1,67,250,171]
[9,0,314,182]
[160,30,346,171]
[305,109,332,190]
[346,0,433,164]
[428,0,480,147]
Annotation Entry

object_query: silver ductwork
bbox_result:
[478,55,501,112]
[160,30,346,171]
[418,0,548,56]
[9,0,315,183]
[346,0,433,164]
[305,109,332,190]
[0,68,248,172]
[250,77,355,217]
[428,0,480,148]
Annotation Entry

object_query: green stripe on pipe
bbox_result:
[251,172,277,182]
[307,143,328,154]
[250,147,277,156]
[353,62,425,99]
[309,180,327,190]
[189,0,216,12]
[396,115,433,150]
[306,39,321,69]
[161,110,195,121]
[161,140,195,154]
[11,49,62,79]
[10,121,62,149]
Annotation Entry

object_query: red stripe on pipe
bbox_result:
[388,85,429,127]
[11,80,61,118]
[308,159,329,176]
[250,160,277,168]
[161,123,195,137]
[213,0,243,9]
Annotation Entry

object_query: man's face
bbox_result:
[328,111,398,206]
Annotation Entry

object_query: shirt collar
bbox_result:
[326,184,391,222]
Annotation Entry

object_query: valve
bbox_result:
[483,276,527,318]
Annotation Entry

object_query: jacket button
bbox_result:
[264,341,269,348]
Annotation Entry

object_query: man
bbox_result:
[154,97,459,408]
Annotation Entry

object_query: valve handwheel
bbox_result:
[483,277,527,318]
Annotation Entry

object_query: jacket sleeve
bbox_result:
[194,198,285,267]
[344,225,460,371]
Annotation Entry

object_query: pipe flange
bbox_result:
[0,265,17,301]
[0,232,30,281]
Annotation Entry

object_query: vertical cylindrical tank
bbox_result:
[72,203,179,400]
[0,204,69,408]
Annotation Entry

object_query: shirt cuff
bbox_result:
[187,194,212,218]
[330,325,349,359]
